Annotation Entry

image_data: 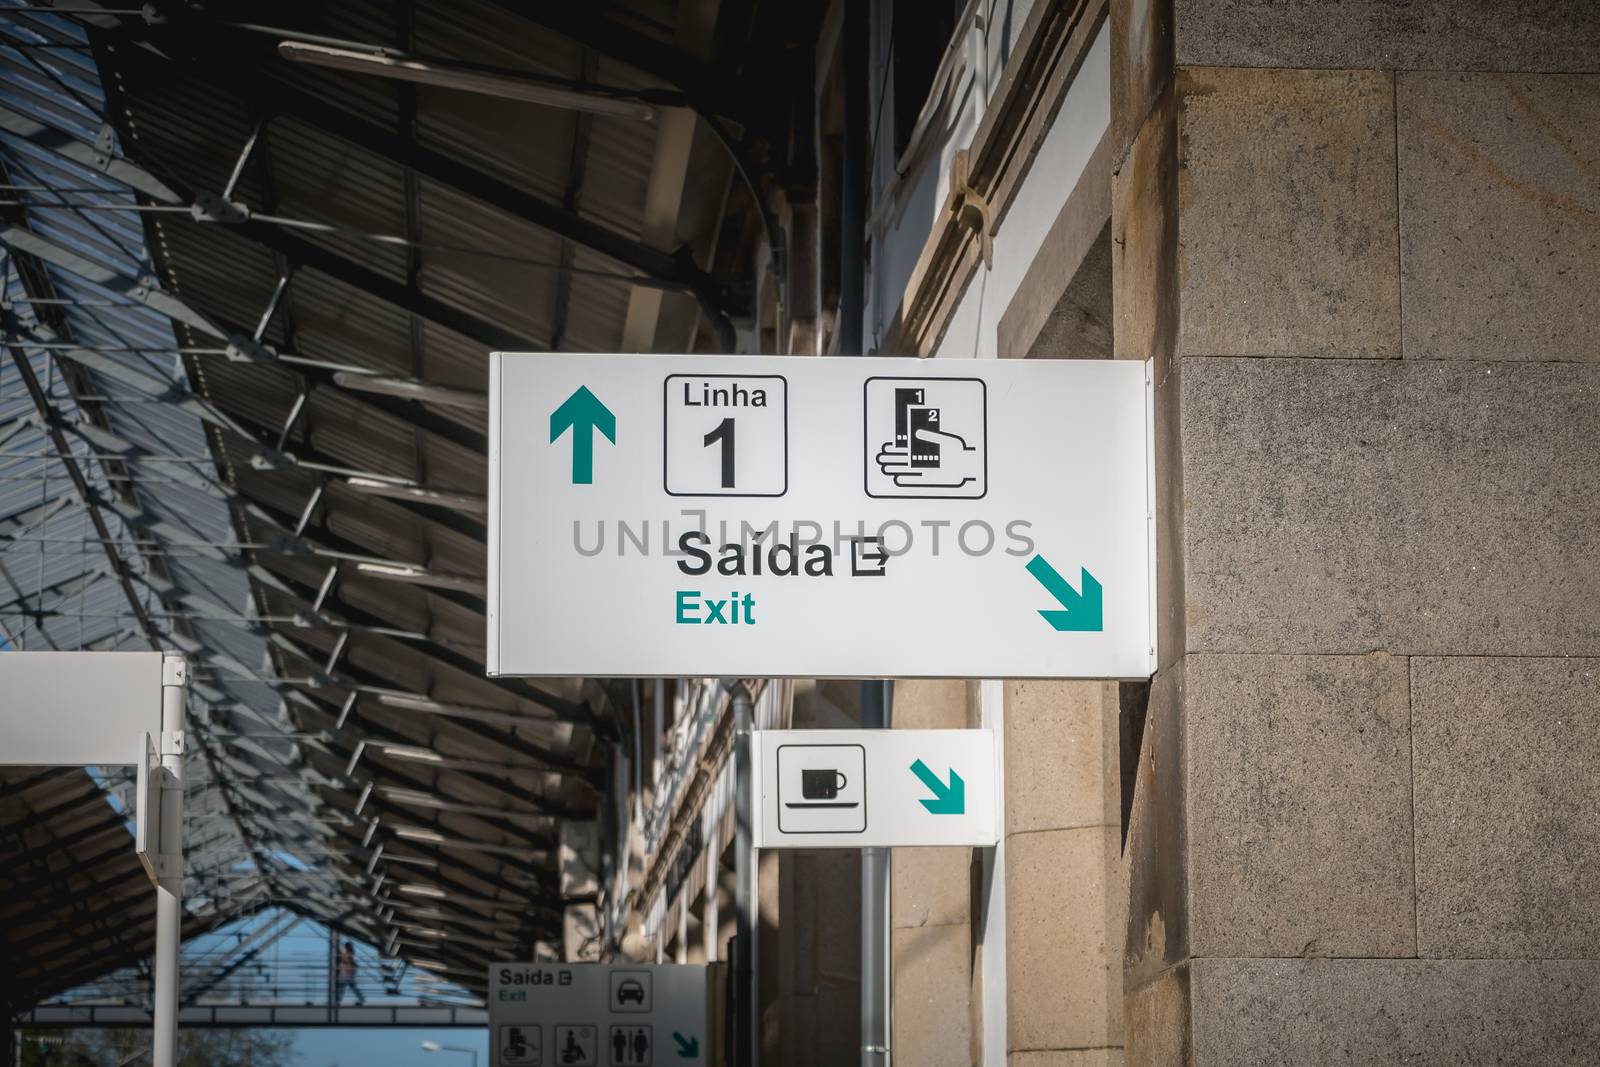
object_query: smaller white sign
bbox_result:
[135,733,179,889]
[488,963,709,1067]
[752,729,999,849]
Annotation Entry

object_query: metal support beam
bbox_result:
[0,14,629,989]
[22,1003,491,1029]
[235,498,591,721]
[227,712,567,860]
[38,416,580,729]
[7,864,154,959]
[3,337,161,649]
[270,639,593,786]
[6,241,505,937]
[2,224,227,340]
[179,911,302,1006]
[1,781,123,840]
[1,112,528,354]
[0,562,109,618]
[6,317,256,442]
[496,0,786,327]
[0,100,186,203]
[484,3,737,120]
[92,25,746,331]
[218,406,487,543]
[3,825,157,982]
[229,215,530,351]
[1,820,142,910]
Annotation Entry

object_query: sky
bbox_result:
[293,1028,488,1067]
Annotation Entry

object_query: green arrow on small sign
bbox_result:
[672,1031,700,1059]
[1026,554,1104,632]
[909,759,965,815]
[549,385,616,485]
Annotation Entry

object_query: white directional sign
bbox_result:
[488,962,710,1067]
[488,354,1154,679]
[136,733,180,888]
[751,729,998,848]
[4,651,164,764]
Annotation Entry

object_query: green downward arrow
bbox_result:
[672,1031,700,1058]
[549,385,616,484]
[910,759,965,815]
[1026,554,1104,632]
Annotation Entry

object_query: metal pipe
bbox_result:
[4,341,163,650]
[731,681,758,1067]
[152,651,188,1067]
[861,843,891,1062]
[860,681,892,1067]
[841,5,890,1059]
[978,680,1008,1063]
[839,0,869,356]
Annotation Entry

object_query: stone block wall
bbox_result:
[886,677,1130,1065]
[890,680,978,1066]
[1111,1,1600,1062]
[1005,680,1126,1064]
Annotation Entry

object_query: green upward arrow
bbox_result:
[1026,554,1104,632]
[549,385,616,484]
[909,759,965,815]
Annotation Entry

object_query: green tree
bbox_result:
[19,1027,297,1066]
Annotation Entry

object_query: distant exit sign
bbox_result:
[487,963,709,1067]
[488,353,1155,679]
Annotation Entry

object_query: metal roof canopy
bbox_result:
[1,0,813,1012]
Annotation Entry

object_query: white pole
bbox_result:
[859,681,891,1067]
[978,680,1007,1064]
[152,651,187,1067]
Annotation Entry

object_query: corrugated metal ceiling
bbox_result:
[1,0,742,1005]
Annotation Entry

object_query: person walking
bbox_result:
[335,941,364,1005]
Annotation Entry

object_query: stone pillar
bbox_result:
[889,680,977,1066]
[1005,681,1125,1065]
[1111,1,1600,1062]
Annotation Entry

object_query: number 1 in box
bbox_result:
[663,374,788,497]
